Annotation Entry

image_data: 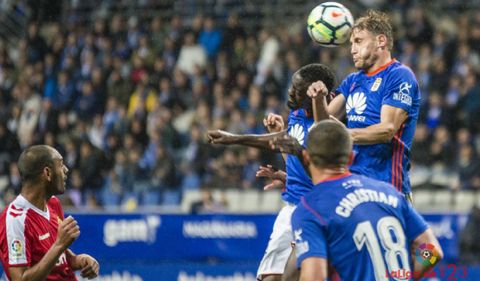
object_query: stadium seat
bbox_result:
[142,190,161,206]
[180,190,201,213]
[453,191,476,212]
[258,190,283,213]
[224,189,242,212]
[412,190,434,212]
[432,190,453,210]
[162,190,181,206]
[239,190,260,213]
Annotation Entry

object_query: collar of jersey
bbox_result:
[365,59,397,77]
[318,171,352,184]
[17,194,50,220]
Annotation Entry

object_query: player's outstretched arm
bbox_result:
[411,228,443,280]
[67,250,100,279]
[8,216,80,281]
[207,113,288,151]
[207,129,288,151]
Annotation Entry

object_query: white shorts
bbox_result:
[257,203,296,280]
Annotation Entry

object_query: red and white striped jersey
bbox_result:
[0,195,77,281]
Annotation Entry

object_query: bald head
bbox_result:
[307,120,352,168]
[17,145,56,182]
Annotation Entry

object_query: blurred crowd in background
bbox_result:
[0,0,479,211]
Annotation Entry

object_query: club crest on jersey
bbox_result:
[346,92,367,122]
[371,78,382,91]
[393,82,412,106]
[289,124,305,145]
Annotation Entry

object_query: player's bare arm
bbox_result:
[207,113,287,151]
[67,250,100,279]
[411,228,443,280]
[348,104,408,144]
[299,257,328,281]
[8,216,80,281]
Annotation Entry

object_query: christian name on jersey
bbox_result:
[335,188,399,218]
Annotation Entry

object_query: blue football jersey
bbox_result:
[292,173,428,281]
[282,109,314,205]
[336,60,420,194]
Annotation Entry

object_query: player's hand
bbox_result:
[263,113,284,133]
[307,80,328,98]
[269,135,303,157]
[78,254,100,279]
[206,130,236,144]
[55,216,80,250]
[256,165,286,191]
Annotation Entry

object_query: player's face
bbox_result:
[48,149,69,195]
[350,28,380,71]
[287,73,308,110]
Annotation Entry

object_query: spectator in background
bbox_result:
[459,206,480,265]
[176,32,207,76]
[199,16,222,59]
[190,189,227,214]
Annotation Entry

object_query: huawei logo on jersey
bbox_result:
[346,92,367,122]
[289,124,305,145]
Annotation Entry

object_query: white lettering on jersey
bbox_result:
[393,82,412,106]
[294,228,309,256]
[39,233,50,241]
[335,188,399,218]
[6,203,28,265]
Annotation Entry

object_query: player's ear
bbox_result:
[377,34,387,50]
[43,166,52,181]
[347,151,354,166]
[302,150,311,167]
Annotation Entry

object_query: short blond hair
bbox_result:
[353,10,393,50]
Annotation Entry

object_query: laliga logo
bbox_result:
[416,243,439,266]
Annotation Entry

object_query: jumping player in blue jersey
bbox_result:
[207,63,336,281]
[307,10,420,202]
[292,120,442,281]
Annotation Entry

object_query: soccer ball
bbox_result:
[307,2,354,47]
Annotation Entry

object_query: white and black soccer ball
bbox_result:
[307,2,354,47]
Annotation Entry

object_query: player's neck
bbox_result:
[311,167,350,185]
[366,52,393,75]
[21,185,48,211]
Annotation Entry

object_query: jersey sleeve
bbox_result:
[402,200,429,242]
[5,208,30,266]
[382,67,419,113]
[291,201,328,268]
